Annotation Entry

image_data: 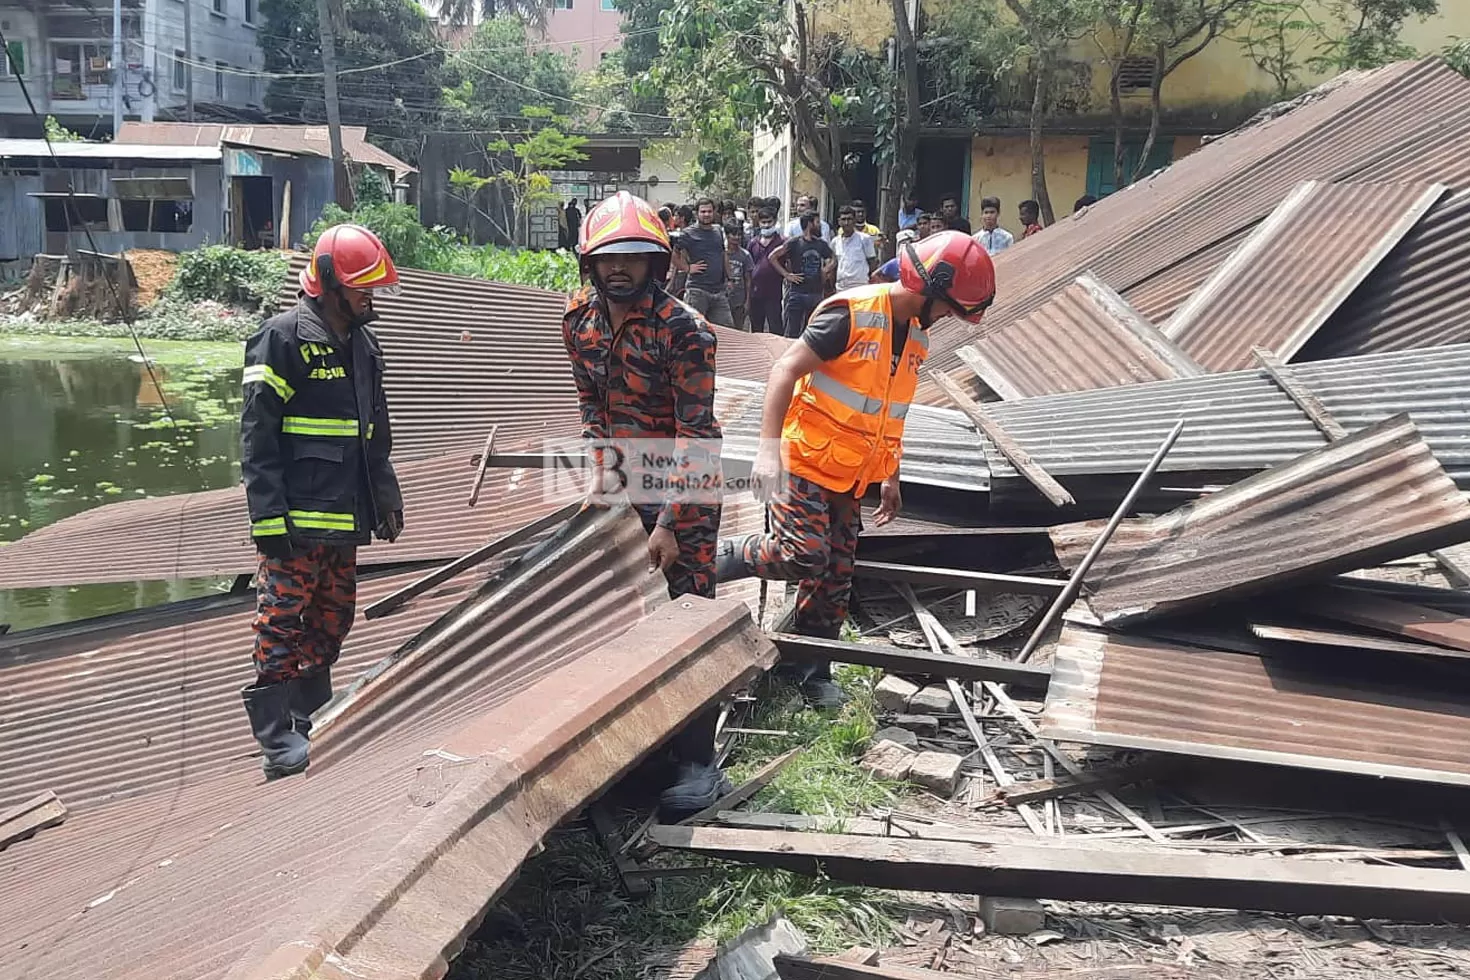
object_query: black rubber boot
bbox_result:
[715,535,756,584]
[657,707,731,821]
[288,669,333,738]
[241,681,310,779]
[800,662,849,710]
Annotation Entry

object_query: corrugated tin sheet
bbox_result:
[1041,625,1470,787]
[1303,189,1470,361]
[0,505,775,979]
[964,274,1201,400]
[980,343,1470,502]
[1048,414,1470,624]
[116,121,415,175]
[1121,228,1250,324]
[924,59,1470,402]
[1163,181,1445,371]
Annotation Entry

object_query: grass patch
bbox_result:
[451,667,907,979]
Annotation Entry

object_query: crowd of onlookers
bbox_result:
[563,189,1102,338]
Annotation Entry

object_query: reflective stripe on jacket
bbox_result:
[783,284,928,496]
[239,297,402,545]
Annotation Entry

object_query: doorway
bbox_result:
[231,176,274,249]
[913,138,970,215]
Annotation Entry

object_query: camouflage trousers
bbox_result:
[741,473,862,639]
[252,544,357,684]
[635,504,720,600]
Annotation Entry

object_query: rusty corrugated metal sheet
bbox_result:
[0,505,775,979]
[924,59,1470,402]
[1048,414,1470,624]
[1303,189,1470,361]
[116,121,415,175]
[1041,625,1470,786]
[1163,181,1446,371]
[980,343,1470,507]
[1121,229,1250,324]
[963,275,1201,400]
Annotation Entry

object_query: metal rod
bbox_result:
[1016,418,1185,664]
[112,0,123,136]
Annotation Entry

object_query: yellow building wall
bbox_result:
[968,136,1090,227]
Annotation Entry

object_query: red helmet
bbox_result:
[898,230,996,322]
[579,191,670,259]
[301,224,401,298]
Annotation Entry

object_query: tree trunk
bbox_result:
[1028,53,1056,226]
[1110,66,1127,191]
[316,0,353,209]
[1131,43,1166,183]
[884,0,922,258]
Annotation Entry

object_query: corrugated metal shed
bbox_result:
[1048,414,1470,623]
[0,506,775,980]
[923,59,1470,402]
[980,343,1470,505]
[116,122,414,176]
[1163,181,1445,371]
[0,140,224,162]
[964,275,1201,400]
[1041,625,1470,787]
[1302,189,1470,361]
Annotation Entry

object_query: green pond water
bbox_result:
[0,334,247,632]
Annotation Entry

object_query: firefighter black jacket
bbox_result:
[240,296,402,546]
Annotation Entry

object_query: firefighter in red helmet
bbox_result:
[238,223,405,779]
[563,191,730,819]
[715,231,997,705]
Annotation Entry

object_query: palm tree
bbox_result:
[432,0,554,32]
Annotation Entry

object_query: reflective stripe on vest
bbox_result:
[242,364,295,402]
[282,416,359,437]
[252,516,287,536]
[288,509,356,531]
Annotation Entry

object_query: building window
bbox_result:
[50,42,110,101]
[42,196,110,233]
[600,0,616,9]
[1085,137,1173,198]
[5,41,25,77]
[244,0,256,24]
[121,200,194,233]
[173,49,188,92]
[554,0,572,9]
[215,61,226,100]
[212,0,227,15]
[1117,56,1157,93]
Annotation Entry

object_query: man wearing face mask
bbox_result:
[563,192,730,820]
[238,223,404,779]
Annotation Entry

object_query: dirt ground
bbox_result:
[124,249,179,307]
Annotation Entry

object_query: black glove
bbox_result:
[376,509,403,543]
[255,533,294,560]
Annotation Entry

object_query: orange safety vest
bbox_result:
[784,284,929,496]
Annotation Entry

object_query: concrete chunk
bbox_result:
[874,674,922,712]
[860,739,917,781]
[889,714,940,734]
[981,896,1045,936]
[907,684,956,714]
[871,726,919,749]
[909,751,963,796]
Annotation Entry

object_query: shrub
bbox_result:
[304,202,458,272]
[171,246,289,313]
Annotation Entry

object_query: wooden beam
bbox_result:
[926,368,1075,507]
[854,560,1063,597]
[466,424,498,507]
[776,955,1210,980]
[0,790,66,851]
[1000,758,1179,805]
[1301,587,1470,653]
[679,747,803,825]
[770,633,1051,693]
[1249,621,1470,659]
[588,802,652,898]
[1251,346,1349,441]
[647,825,1470,924]
[775,954,946,980]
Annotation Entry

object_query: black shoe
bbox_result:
[241,682,310,779]
[801,675,849,710]
[715,536,754,584]
[657,761,734,822]
[288,669,333,738]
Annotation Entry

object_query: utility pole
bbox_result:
[112,0,123,135]
[316,0,352,208]
[184,0,195,122]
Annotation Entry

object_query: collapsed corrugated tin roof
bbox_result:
[979,343,1470,508]
[962,274,1201,400]
[1162,181,1445,371]
[923,59,1470,401]
[1120,228,1250,324]
[116,121,416,177]
[1048,414,1470,624]
[1041,625,1470,787]
[0,505,775,979]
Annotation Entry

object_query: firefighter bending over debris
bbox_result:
[563,191,730,820]
[717,231,997,705]
[238,224,406,779]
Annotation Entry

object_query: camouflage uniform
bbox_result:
[741,473,863,639]
[252,545,358,684]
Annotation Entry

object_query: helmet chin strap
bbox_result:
[918,296,939,329]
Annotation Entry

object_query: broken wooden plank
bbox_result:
[1249,621,1470,659]
[1301,586,1470,653]
[588,801,652,898]
[1000,758,1179,805]
[854,560,1063,597]
[0,790,66,851]
[649,825,1470,924]
[679,748,803,826]
[466,424,499,507]
[1251,346,1349,441]
[769,633,1050,693]
[834,947,880,965]
[926,369,1075,507]
[775,954,947,980]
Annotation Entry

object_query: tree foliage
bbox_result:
[442,17,579,128]
[260,0,449,162]
[451,106,589,243]
[432,0,553,30]
[1235,0,1438,94]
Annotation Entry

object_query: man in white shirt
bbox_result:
[973,195,1015,254]
[785,193,832,240]
[830,205,877,290]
